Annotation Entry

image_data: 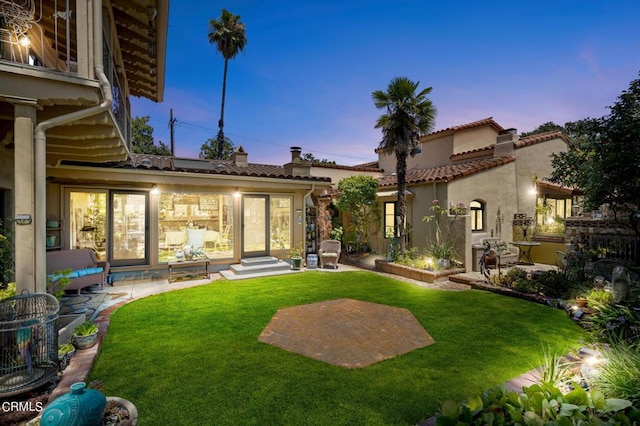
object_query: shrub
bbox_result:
[583,302,640,343]
[592,340,640,406]
[537,269,582,299]
[436,383,640,425]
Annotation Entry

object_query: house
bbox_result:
[371,117,574,269]
[0,2,331,293]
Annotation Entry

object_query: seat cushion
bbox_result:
[321,253,338,258]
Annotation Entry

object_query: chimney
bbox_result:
[494,128,517,157]
[232,145,248,166]
[290,146,302,162]
[284,146,311,176]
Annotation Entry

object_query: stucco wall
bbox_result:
[514,137,568,216]
[453,126,500,154]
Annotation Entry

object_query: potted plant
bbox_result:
[290,244,303,270]
[73,319,99,350]
[58,343,76,369]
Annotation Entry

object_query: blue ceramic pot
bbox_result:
[41,382,106,426]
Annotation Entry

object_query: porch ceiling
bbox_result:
[36,0,169,102]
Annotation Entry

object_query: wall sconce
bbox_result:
[233,188,241,198]
[15,214,32,225]
[150,185,160,195]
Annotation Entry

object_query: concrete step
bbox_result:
[240,256,279,267]
[220,268,302,281]
[230,260,292,275]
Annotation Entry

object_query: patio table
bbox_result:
[510,241,541,265]
[168,257,210,283]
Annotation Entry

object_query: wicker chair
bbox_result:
[319,240,341,269]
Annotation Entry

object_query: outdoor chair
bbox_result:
[319,240,341,269]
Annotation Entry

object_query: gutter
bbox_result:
[33,0,112,289]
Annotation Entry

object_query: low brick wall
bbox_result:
[374,259,465,283]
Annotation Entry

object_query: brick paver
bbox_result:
[259,298,434,368]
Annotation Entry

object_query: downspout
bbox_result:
[33,0,112,291]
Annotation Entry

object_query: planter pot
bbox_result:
[46,235,57,248]
[291,257,302,270]
[73,331,98,350]
[436,258,451,270]
[104,396,138,425]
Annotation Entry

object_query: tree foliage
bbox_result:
[372,77,437,254]
[334,175,380,246]
[199,136,235,160]
[131,116,172,155]
[301,152,336,164]
[548,72,640,236]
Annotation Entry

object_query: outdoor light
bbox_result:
[150,185,160,195]
[528,187,537,196]
[19,36,31,47]
[233,188,240,198]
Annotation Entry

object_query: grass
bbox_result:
[90,271,586,425]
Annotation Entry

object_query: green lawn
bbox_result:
[90,271,586,425]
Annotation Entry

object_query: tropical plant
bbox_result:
[583,301,640,343]
[74,320,99,337]
[436,382,639,425]
[46,269,71,300]
[208,8,247,159]
[423,200,459,261]
[334,175,380,250]
[372,76,437,256]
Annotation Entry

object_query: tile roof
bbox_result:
[311,162,382,172]
[377,156,515,187]
[450,145,495,161]
[515,130,571,148]
[427,117,505,138]
[70,155,331,182]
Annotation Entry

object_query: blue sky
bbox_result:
[132,0,640,166]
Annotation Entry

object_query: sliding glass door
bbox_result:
[110,191,149,266]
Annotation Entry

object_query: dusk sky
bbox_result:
[131,0,640,166]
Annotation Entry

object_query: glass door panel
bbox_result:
[270,196,291,259]
[111,192,148,265]
[242,195,268,257]
[69,191,107,259]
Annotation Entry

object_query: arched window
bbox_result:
[470,200,485,232]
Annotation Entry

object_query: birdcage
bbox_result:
[0,292,59,397]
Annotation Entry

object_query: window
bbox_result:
[159,192,234,261]
[470,200,485,232]
[384,202,396,238]
[536,196,571,234]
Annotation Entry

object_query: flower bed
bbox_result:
[374,259,464,283]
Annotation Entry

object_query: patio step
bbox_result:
[240,256,279,267]
[220,257,301,280]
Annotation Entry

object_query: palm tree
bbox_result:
[372,77,437,255]
[208,9,247,159]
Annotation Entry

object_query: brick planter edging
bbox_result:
[374,259,465,283]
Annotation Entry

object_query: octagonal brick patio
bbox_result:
[258,298,435,368]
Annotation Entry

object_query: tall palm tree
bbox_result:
[372,77,436,255]
[208,9,247,159]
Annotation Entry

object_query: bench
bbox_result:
[46,249,110,295]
